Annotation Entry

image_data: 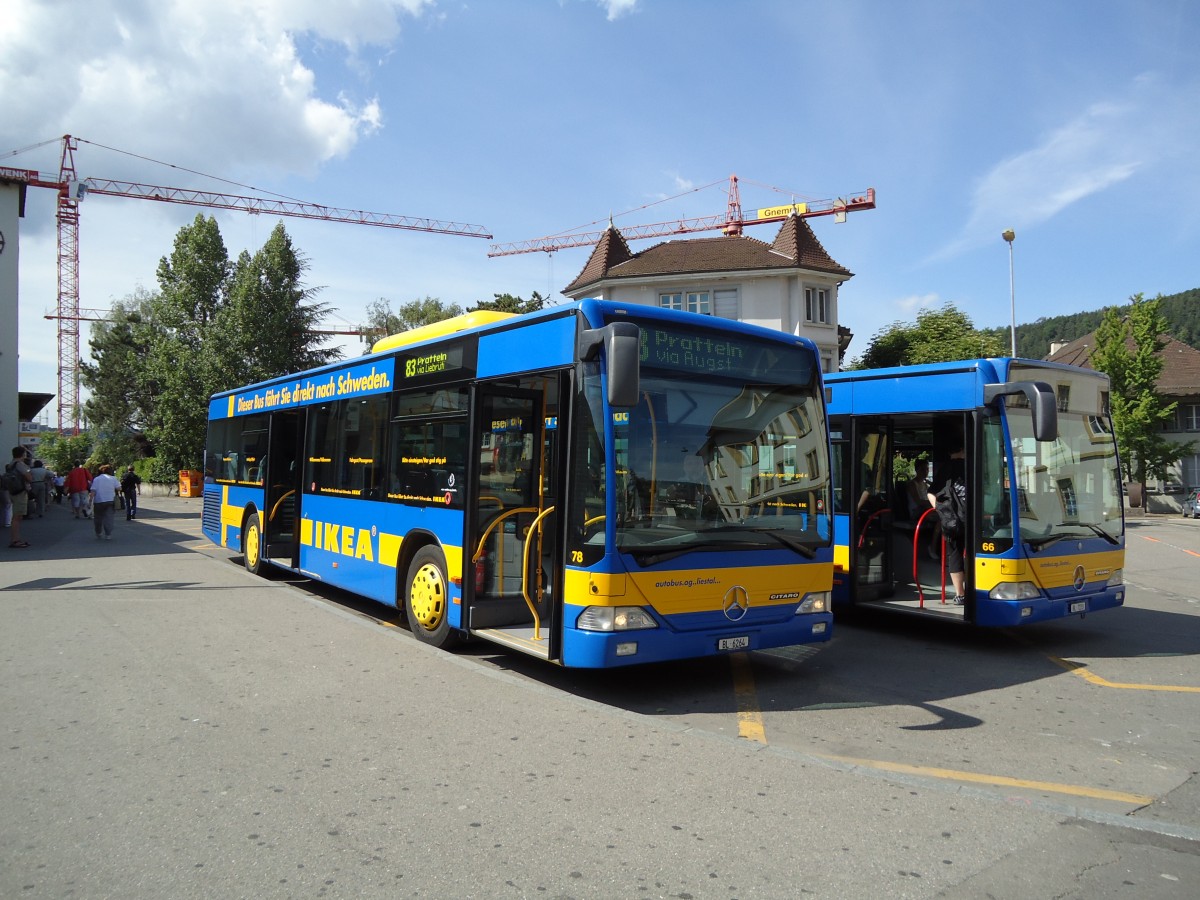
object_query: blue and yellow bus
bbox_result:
[202,299,834,667]
[824,358,1125,626]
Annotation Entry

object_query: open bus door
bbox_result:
[838,411,976,620]
[466,375,566,661]
[852,419,895,602]
[263,409,303,567]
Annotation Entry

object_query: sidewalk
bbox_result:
[2,490,205,562]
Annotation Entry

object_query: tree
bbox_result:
[36,432,93,476]
[362,296,463,348]
[214,222,341,385]
[851,303,1006,369]
[1090,294,1194,496]
[469,291,550,316]
[80,288,158,465]
[144,214,231,473]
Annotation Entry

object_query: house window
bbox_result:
[659,291,712,315]
[1185,403,1200,432]
[1163,403,1200,432]
[713,289,738,320]
[805,287,830,324]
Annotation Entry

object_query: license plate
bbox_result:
[1069,600,1086,614]
[718,636,750,651]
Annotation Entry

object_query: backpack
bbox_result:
[2,463,26,495]
[934,477,966,536]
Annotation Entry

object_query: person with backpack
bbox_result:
[121,466,142,520]
[5,446,33,548]
[929,443,968,605]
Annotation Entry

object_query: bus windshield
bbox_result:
[1003,407,1125,545]
[609,324,831,563]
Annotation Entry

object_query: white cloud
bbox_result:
[595,0,639,21]
[0,0,427,185]
[895,292,941,315]
[929,73,1194,262]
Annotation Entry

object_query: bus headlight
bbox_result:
[577,606,659,632]
[989,581,1041,601]
[796,591,830,614]
[1106,568,1123,587]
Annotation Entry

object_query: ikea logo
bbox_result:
[304,519,376,561]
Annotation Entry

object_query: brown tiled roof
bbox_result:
[568,226,634,293]
[564,214,851,294]
[1045,331,1200,396]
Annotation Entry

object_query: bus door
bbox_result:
[467,375,565,658]
[853,418,895,601]
[264,409,303,567]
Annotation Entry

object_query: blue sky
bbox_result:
[3,0,1198,423]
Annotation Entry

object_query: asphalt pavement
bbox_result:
[2,493,1198,898]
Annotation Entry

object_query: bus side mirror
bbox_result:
[985,381,1057,441]
[579,322,640,408]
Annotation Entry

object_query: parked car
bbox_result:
[1183,489,1200,519]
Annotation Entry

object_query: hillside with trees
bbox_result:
[987,287,1200,358]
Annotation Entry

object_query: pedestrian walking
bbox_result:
[121,466,142,520]
[65,461,92,519]
[89,464,121,540]
[28,459,50,517]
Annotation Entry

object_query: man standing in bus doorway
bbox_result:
[89,464,121,540]
[930,444,968,605]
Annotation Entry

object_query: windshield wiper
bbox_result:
[628,540,736,567]
[1027,523,1121,552]
[1080,523,1121,545]
[745,527,817,559]
[1025,533,1071,552]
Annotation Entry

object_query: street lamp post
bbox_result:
[1002,229,1016,357]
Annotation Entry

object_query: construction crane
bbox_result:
[487,174,874,257]
[2,134,492,433]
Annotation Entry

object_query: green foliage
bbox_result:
[1091,294,1194,486]
[851,303,1006,369]
[981,286,1200,358]
[82,214,337,472]
[80,288,158,465]
[362,296,464,348]
[213,223,341,384]
[469,291,550,316]
[35,432,92,475]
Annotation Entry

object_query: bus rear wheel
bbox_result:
[243,515,264,576]
[405,546,459,649]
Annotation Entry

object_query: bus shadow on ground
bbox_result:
[215,550,1199,723]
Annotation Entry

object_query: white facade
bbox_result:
[566,269,844,373]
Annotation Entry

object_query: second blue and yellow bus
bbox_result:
[202,299,834,667]
[824,358,1125,626]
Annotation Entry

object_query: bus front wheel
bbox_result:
[405,546,460,649]
[243,515,264,576]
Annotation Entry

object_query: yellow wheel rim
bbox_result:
[410,563,446,631]
[245,523,260,568]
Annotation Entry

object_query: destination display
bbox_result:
[635,321,815,384]
[397,339,475,387]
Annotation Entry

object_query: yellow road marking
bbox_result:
[730,652,767,744]
[1048,655,1200,692]
[818,754,1154,805]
